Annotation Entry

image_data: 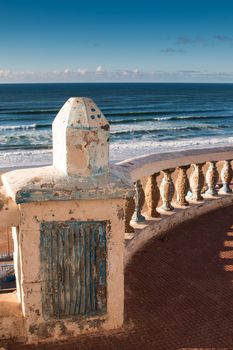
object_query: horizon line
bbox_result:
[0,81,233,85]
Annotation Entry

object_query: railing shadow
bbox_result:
[124,205,233,349]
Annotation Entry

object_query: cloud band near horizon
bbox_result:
[0,65,233,83]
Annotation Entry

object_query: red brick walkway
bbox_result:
[6,205,233,349]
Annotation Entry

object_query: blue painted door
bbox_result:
[40,221,107,318]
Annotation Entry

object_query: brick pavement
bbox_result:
[4,205,233,350]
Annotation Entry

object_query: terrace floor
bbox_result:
[5,205,233,350]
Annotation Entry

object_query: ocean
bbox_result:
[0,82,233,169]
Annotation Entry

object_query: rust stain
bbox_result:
[83,130,99,145]
[101,124,110,131]
[40,181,56,189]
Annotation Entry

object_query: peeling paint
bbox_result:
[117,208,125,221]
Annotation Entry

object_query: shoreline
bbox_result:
[0,138,233,171]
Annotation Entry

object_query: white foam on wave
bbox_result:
[0,149,53,171]
[110,123,219,135]
[109,136,233,162]
[0,124,37,131]
[0,136,233,170]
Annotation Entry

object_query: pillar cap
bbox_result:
[53,97,110,176]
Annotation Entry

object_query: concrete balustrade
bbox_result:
[119,151,233,265]
[1,97,233,346]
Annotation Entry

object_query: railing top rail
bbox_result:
[116,146,233,182]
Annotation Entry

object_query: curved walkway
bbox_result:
[8,205,233,350]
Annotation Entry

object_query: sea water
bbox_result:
[0,82,233,168]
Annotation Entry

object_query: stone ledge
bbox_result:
[117,146,233,182]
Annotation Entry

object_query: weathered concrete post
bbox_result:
[0,97,133,343]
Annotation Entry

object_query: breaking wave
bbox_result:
[0,123,51,131]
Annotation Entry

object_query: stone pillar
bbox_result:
[175,166,189,206]
[219,160,233,194]
[159,169,175,211]
[53,97,110,176]
[145,173,160,218]
[189,163,205,201]
[205,161,219,196]
[0,98,133,343]
[132,180,146,223]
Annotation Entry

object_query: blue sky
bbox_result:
[0,0,233,82]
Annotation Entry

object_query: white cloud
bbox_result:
[117,69,140,77]
[77,68,87,75]
[0,69,11,78]
[0,67,233,83]
[95,65,105,75]
[132,68,139,74]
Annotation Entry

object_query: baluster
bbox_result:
[132,180,146,222]
[205,161,219,196]
[176,165,190,206]
[159,169,175,211]
[189,163,205,201]
[145,172,161,218]
[124,197,135,233]
[219,160,233,194]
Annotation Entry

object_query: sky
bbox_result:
[0,0,233,83]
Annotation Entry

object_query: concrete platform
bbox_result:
[3,205,233,349]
